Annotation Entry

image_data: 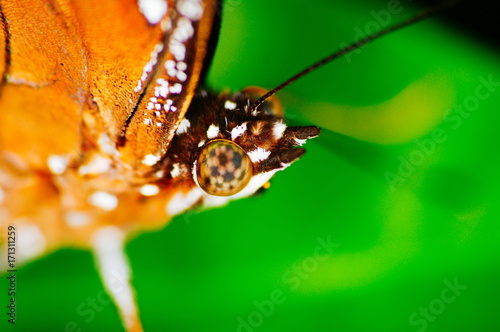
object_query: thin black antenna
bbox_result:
[250,0,463,112]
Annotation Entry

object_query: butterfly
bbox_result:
[0,0,320,330]
[0,3,484,332]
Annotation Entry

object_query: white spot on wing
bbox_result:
[176,0,203,21]
[169,83,183,94]
[247,147,271,163]
[47,155,68,175]
[142,154,161,166]
[65,211,91,227]
[177,71,187,81]
[177,61,187,71]
[165,60,176,74]
[134,43,164,93]
[169,18,193,61]
[89,191,118,211]
[154,79,169,98]
[138,0,168,24]
[169,40,186,61]
[176,118,191,135]
[139,184,160,196]
[174,17,195,41]
[206,124,219,139]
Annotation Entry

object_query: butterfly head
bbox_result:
[166,87,320,207]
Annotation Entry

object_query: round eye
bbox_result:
[195,140,253,196]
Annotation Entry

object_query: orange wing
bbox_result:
[119,0,217,175]
[0,0,216,174]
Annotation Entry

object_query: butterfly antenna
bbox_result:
[250,0,464,112]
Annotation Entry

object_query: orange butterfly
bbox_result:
[0,0,318,330]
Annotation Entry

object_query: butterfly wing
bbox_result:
[118,0,219,175]
[0,0,218,173]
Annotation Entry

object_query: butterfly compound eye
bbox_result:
[196,140,253,196]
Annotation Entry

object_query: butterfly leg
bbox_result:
[92,226,143,332]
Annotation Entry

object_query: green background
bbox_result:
[3,0,499,331]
